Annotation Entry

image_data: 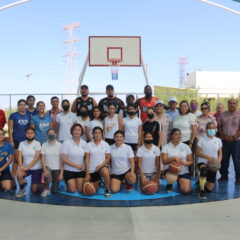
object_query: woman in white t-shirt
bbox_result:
[137,132,160,186]
[161,128,193,193]
[16,126,42,198]
[41,128,62,197]
[123,103,142,152]
[85,106,103,142]
[56,99,77,142]
[110,130,136,193]
[196,122,222,199]
[173,100,197,149]
[103,103,123,145]
[85,127,111,197]
[61,123,87,193]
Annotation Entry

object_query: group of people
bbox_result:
[0,84,239,200]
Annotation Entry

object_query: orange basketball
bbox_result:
[169,161,182,174]
[83,181,96,196]
[141,180,158,195]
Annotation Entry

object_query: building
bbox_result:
[186,71,240,98]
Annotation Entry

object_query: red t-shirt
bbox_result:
[0,110,6,129]
[139,96,158,123]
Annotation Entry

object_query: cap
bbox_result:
[168,97,177,103]
[155,100,164,106]
[106,84,114,90]
[80,85,88,89]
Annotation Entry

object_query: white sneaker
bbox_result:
[41,189,50,197]
[16,189,26,198]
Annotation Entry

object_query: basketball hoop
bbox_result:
[109,58,121,81]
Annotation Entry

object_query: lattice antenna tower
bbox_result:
[62,23,80,94]
[179,57,188,88]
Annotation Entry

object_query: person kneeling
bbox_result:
[110,130,136,193]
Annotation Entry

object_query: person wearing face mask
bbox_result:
[142,108,161,148]
[16,127,42,198]
[76,105,90,141]
[41,129,63,197]
[196,122,222,199]
[135,85,158,123]
[137,132,160,187]
[56,99,78,143]
[71,85,97,116]
[123,94,139,117]
[190,100,201,117]
[123,104,142,152]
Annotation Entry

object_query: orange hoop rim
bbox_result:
[108,58,121,66]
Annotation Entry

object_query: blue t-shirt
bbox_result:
[27,108,38,117]
[0,142,14,171]
[31,114,52,144]
[9,112,31,142]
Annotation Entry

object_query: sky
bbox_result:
[0,0,240,99]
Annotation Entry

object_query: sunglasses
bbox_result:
[201,107,208,110]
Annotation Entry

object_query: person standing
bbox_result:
[218,99,240,184]
[8,99,31,187]
[71,85,98,116]
[190,100,201,117]
[214,103,224,122]
[0,109,6,129]
[47,96,62,136]
[166,97,179,121]
[135,85,158,123]
[26,95,37,116]
[98,85,125,117]
[31,101,52,144]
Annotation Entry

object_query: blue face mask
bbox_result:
[207,129,216,137]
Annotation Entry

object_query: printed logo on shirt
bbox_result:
[18,119,29,126]
[39,121,50,129]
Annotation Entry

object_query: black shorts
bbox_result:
[90,172,101,182]
[125,143,138,152]
[105,138,115,145]
[0,169,12,181]
[63,170,85,182]
[198,163,217,183]
[178,173,191,180]
[111,169,131,181]
[14,141,20,150]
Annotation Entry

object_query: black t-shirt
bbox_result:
[142,121,160,146]
[76,97,94,116]
[98,97,125,115]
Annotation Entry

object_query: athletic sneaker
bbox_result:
[41,189,50,197]
[105,189,111,197]
[16,189,26,198]
[165,184,173,192]
[126,183,132,191]
[12,178,17,189]
[198,190,206,200]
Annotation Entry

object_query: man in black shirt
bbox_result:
[71,85,97,116]
[98,85,125,117]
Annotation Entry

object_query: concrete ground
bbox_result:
[0,198,239,240]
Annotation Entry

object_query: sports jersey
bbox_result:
[31,114,52,144]
[61,138,86,172]
[85,140,110,173]
[98,97,125,115]
[137,144,160,174]
[104,114,119,140]
[76,97,95,116]
[139,96,158,123]
[9,111,31,142]
[18,140,42,170]
[0,142,14,170]
[110,143,134,175]
[0,110,6,129]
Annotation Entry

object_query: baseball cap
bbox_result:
[106,84,114,90]
[155,100,164,106]
[168,97,177,103]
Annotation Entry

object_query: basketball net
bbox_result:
[109,58,120,81]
